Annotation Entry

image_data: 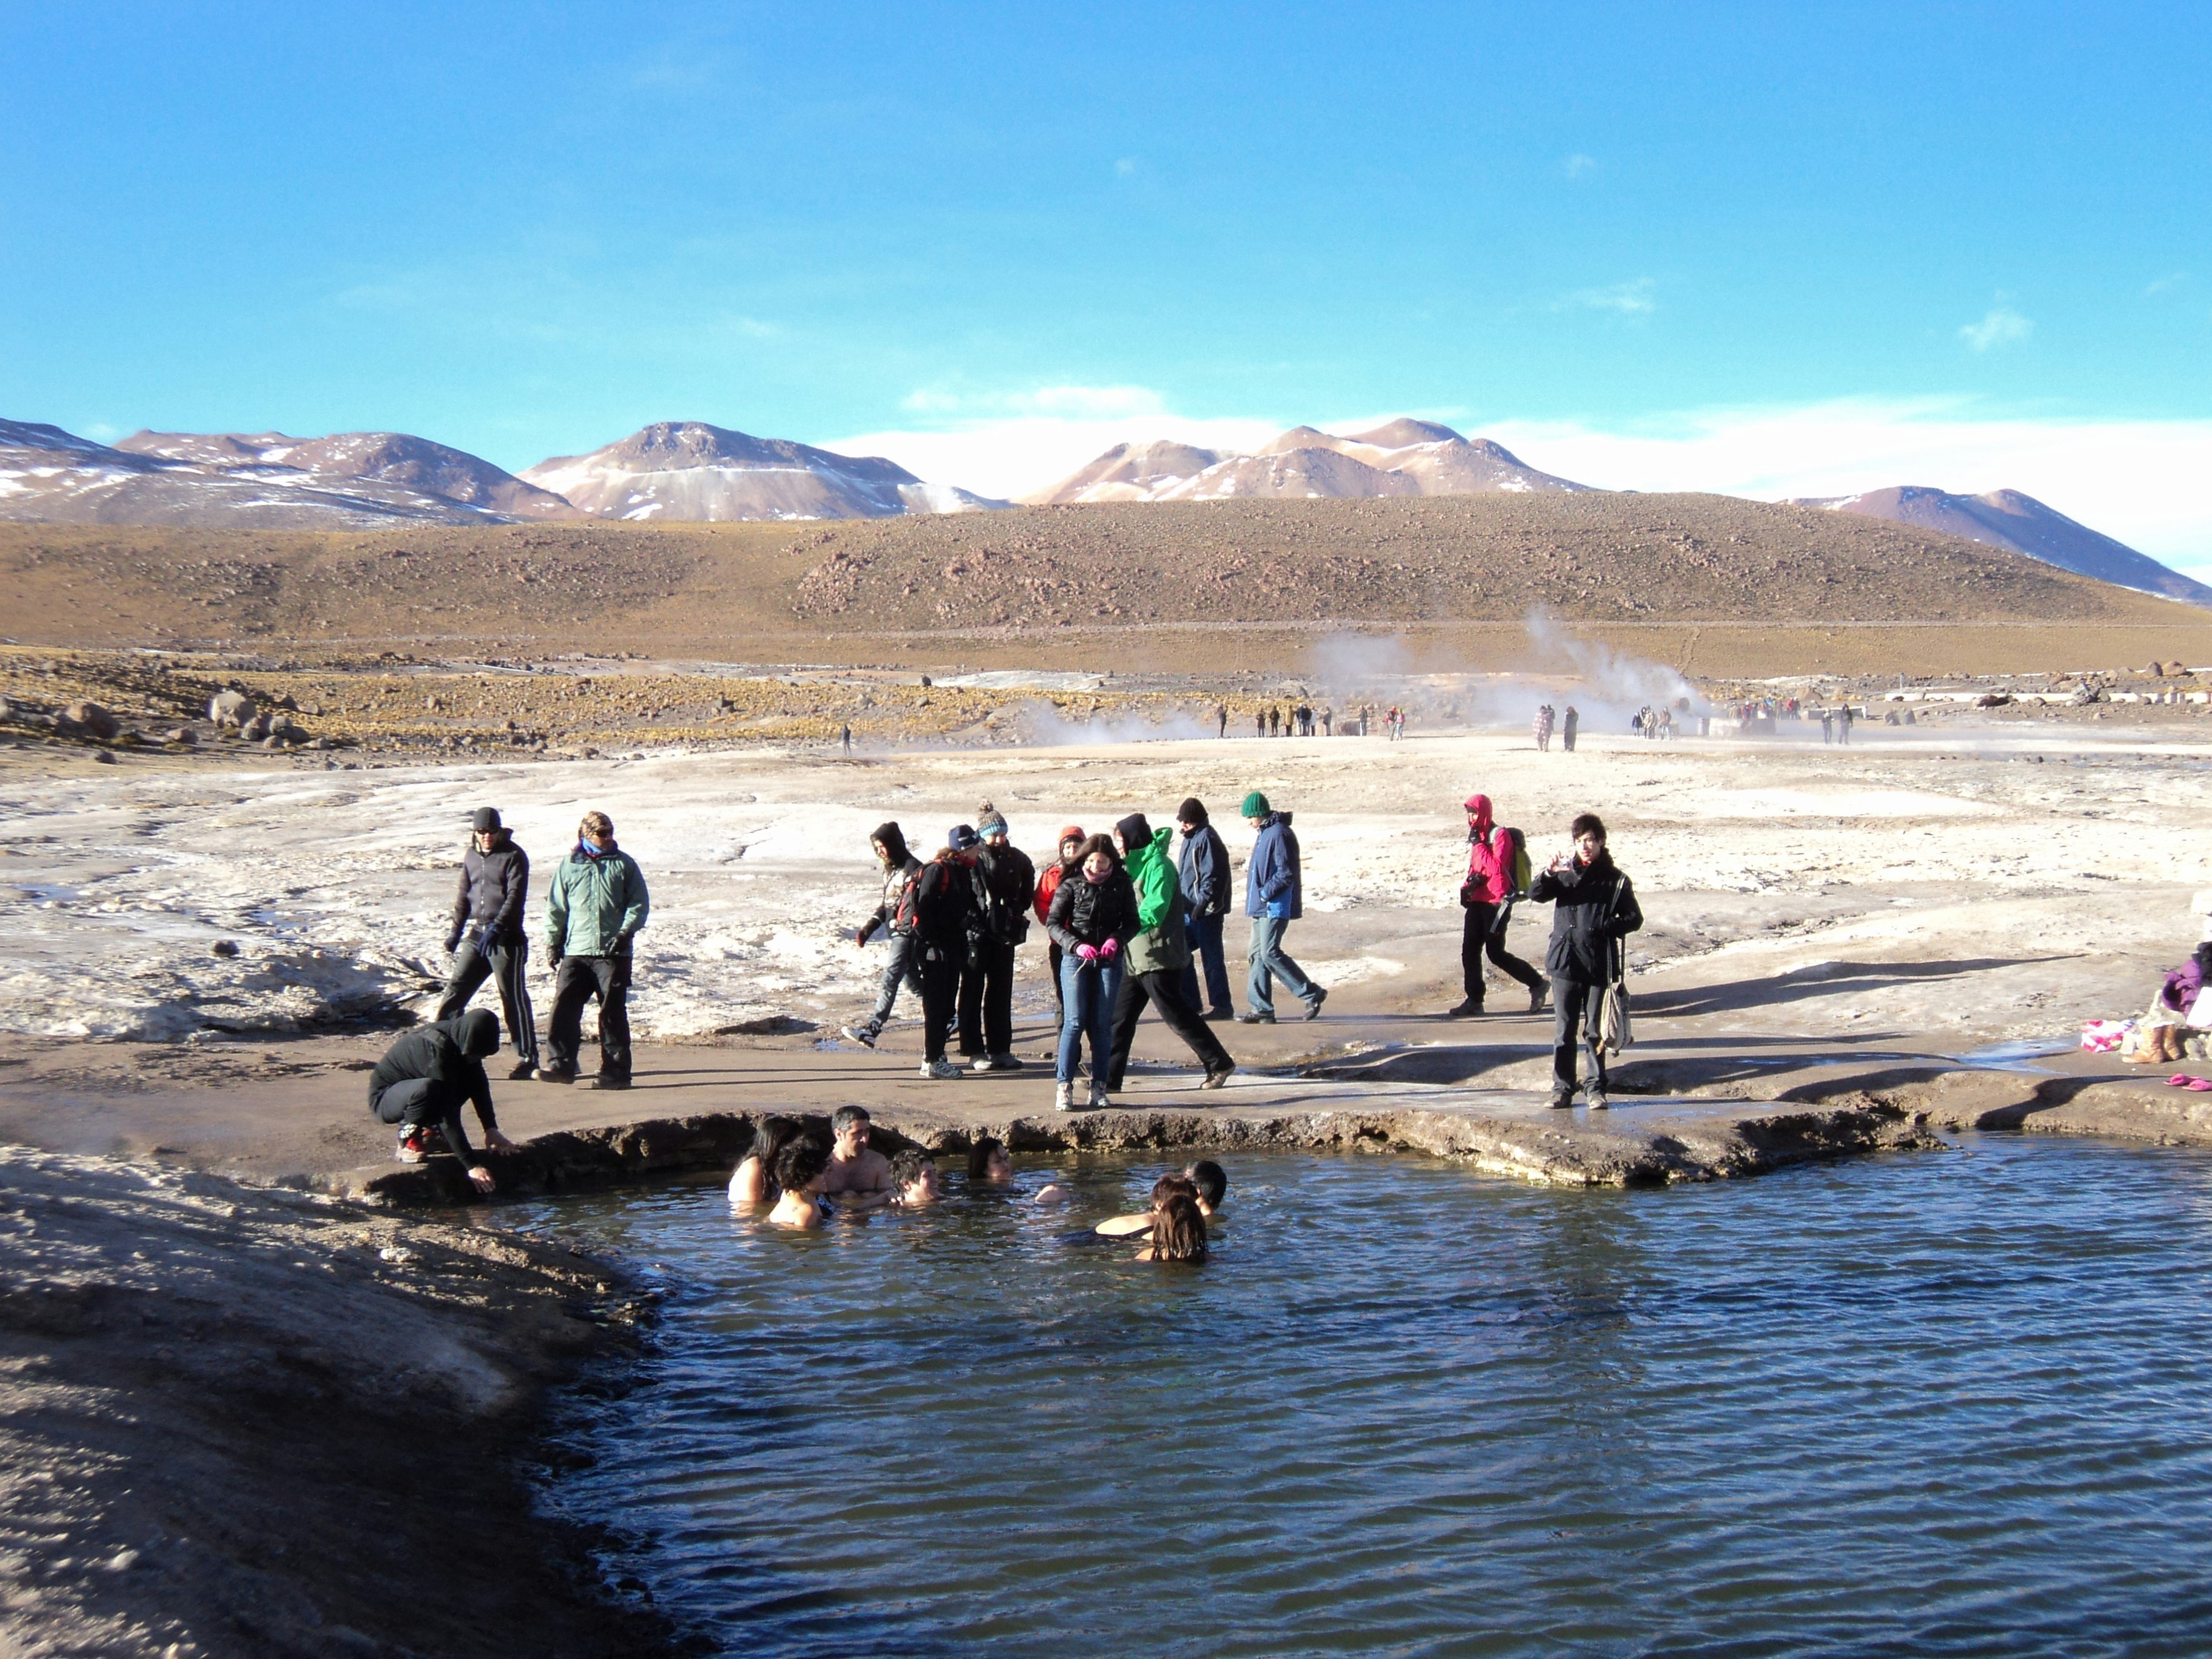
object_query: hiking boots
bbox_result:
[1447,999,1483,1019]
[1055,1080,1077,1112]
[394,1129,431,1163]
[841,1023,879,1049]
[586,1074,630,1091]
[534,1066,577,1084]
[971,1053,1024,1073]
[1303,988,1328,1020]
[1088,1083,1113,1110]
[507,1060,538,1081]
[1202,1063,1235,1091]
[1547,1091,1574,1110]
[1237,1010,1276,1024]
[920,1058,963,1080]
[1528,987,1548,1016]
[1585,1089,1610,1111]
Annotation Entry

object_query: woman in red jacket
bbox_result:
[1451,794,1547,1018]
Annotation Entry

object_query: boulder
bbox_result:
[208,688,255,726]
[61,701,121,740]
[92,749,117,765]
[240,713,273,740]
[164,727,196,745]
[275,693,299,711]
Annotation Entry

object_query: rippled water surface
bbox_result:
[517,1139,2212,1656]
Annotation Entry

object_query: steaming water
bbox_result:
[522,1140,2212,1656]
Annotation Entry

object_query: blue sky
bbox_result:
[3,3,2209,560]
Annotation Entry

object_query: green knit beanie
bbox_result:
[1240,790,1271,818]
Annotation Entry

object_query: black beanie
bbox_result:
[472,807,502,832]
[1176,797,1207,827]
[1114,812,1152,848]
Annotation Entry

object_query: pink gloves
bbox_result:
[1074,943,1099,962]
[1099,937,1120,961]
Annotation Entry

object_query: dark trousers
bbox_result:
[919,946,962,1063]
[1046,942,1065,1019]
[1462,904,1545,1004]
[1562,727,1577,751]
[1178,911,1234,1015]
[435,937,537,1066]
[546,953,633,1079]
[1107,968,1234,1090]
[369,1076,477,1161]
[959,937,1016,1057]
[867,931,922,1029]
[1551,977,1608,1095]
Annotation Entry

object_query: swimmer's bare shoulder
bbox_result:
[822,1146,894,1195]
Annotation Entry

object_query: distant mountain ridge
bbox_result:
[117,430,582,520]
[520,421,1010,522]
[0,419,536,529]
[1026,419,1592,505]
[1792,484,2211,607]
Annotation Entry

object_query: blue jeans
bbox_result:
[1247,916,1318,1016]
[1179,911,1233,1014]
[1057,952,1123,1083]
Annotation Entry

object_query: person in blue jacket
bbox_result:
[1237,791,1327,1023]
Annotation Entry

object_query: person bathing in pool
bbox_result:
[728,1114,801,1206]
[821,1105,896,1212]
[1096,1161,1227,1235]
[967,1138,1014,1182]
[767,1140,833,1229]
[890,1149,942,1207]
[1137,1193,1208,1262]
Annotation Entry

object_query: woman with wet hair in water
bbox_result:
[967,1137,1014,1182]
[728,1114,801,1206]
[1138,1193,1208,1262]
[767,1139,832,1229]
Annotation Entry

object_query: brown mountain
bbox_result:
[1792,484,2211,607]
[519,421,1008,521]
[0,419,531,528]
[1025,419,1591,504]
[117,430,583,521]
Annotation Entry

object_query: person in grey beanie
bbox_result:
[434,807,538,1078]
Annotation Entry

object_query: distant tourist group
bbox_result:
[366,769,1645,1200]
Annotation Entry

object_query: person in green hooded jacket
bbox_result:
[538,810,650,1090]
[1104,813,1235,1093]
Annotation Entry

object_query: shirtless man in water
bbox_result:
[821,1105,896,1211]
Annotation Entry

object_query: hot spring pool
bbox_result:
[513,1138,2212,1656]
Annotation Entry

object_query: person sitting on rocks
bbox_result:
[367,1009,514,1195]
[821,1105,895,1211]
[768,1139,832,1229]
[728,1114,801,1206]
[1137,1192,1209,1262]
[890,1148,942,1207]
[967,1138,1014,1182]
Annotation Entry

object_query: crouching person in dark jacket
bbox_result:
[1527,813,1643,1111]
[540,811,650,1091]
[368,1008,511,1193]
[435,806,538,1079]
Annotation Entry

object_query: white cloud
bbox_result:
[2145,272,2188,296]
[1562,153,1598,180]
[834,392,2212,576]
[1959,305,2033,351]
[1558,278,1656,315]
[1486,397,2212,568]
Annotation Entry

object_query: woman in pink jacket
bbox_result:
[1451,794,1547,1018]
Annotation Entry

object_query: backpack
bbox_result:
[891,867,925,936]
[1499,827,1532,898]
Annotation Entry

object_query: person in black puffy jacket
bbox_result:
[434,807,537,1078]
[911,827,984,1079]
[961,805,1036,1072]
[1527,813,1644,1111]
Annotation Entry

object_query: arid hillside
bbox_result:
[3,494,2206,677]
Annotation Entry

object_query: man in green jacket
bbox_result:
[538,810,651,1090]
[1105,813,1235,1093]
